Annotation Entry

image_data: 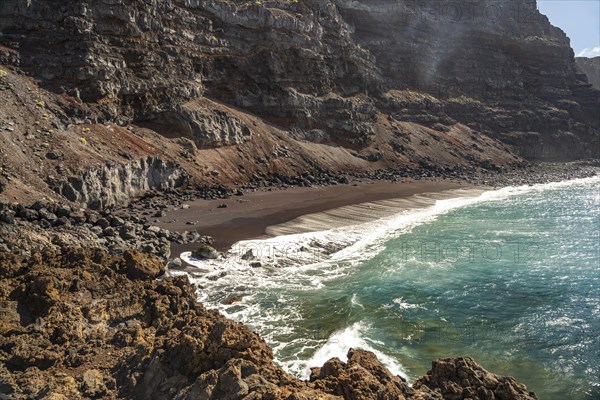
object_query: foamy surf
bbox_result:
[177,188,488,279]
[170,175,600,381]
[287,322,409,380]
[179,176,600,279]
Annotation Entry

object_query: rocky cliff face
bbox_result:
[56,156,187,209]
[0,66,522,207]
[576,56,600,90]
[1,0,598,163]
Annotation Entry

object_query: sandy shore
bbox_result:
[154,179,471,251]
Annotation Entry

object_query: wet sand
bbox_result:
[155,179,471,251]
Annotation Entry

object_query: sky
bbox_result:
[537,0,600,57]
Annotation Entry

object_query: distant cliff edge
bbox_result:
[576,56,600,90]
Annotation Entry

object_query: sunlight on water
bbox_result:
[172,176,600,400]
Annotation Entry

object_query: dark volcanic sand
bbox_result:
[155,179,469,251]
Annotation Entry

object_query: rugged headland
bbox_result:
[1,0,599,398]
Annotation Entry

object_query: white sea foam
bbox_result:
[351,293,365,309]
[285,322,409,380]
[173,175,600,378]
[181,176,600,279]
[393,297,424,310]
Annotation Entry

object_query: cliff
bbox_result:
[0,0,599,206]
[576,56,600,90]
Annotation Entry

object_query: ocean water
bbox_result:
[174,177,600,400]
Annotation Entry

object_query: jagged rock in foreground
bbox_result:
[0,248,537,399]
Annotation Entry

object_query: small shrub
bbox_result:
[80,137,87,144]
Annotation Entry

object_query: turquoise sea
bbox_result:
[176,177,599,399]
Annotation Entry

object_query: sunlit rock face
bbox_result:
[576,57,600,90]
[0,0,598,159]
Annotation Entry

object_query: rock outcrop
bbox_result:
[414,357,539,400]
[0,247,539,399]
[310,349,426,399]
[576,56,600,90]
[142,98,255,148]
[55,156,188,209]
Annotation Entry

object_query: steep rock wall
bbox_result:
[0,0,598,159]
[142,99,254,148]
[55,157,187,209]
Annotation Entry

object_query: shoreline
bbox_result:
[1,164,598,400]
[153,179,473,252]
[155,167,600,262]
[146,161,599,255]
[172,174,600,400]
